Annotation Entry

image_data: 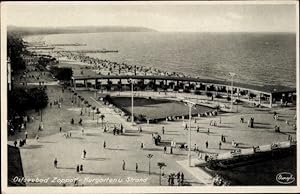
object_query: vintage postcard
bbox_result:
[1,1,299,193]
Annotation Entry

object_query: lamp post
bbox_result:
[146,154,154,175]
[183,99,196,167]
[229,72,236,111]
[130,79,134,126]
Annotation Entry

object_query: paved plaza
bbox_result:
[8,84,296,186]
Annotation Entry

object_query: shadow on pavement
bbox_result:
[21,144,43,149]
[106,148,127,151]
[57,166,76,170]
[85,157,109,161]
[80,172,111,176]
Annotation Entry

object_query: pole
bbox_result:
[131,80,134,126]
[229,72,236,111]
[231,76,233,111]
[149,158,151,175]
[188,104,192,167]
[159,168,161,185]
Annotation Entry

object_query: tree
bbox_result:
[7,33,26,71]
[157,162,167,185]
[206,92,213,98]
[92,106,96,120]
[100,114,105,128]
[29,87,48,122]
[226,96,231,102]
[87,104,91,116]
[96,109,101,124]
[50,67,73,81]
[28,87,48,111]
[8,87,31,113]
[146,154,154,175]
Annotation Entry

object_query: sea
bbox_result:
[25,32,297,88]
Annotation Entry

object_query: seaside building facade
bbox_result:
[71,75,296,108]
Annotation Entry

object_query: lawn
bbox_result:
[109,97,215,121]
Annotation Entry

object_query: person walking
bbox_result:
[14,140,17,147]
[194,144,197,152]
[170,147,173,154]
[103,141,106,149]
[122,160,126,171]
[207,128,210,135]
[176,172,180,183]
[140,142,144,149]
[83,150,86,159]
[196,126,200,133]
[219,142,222,150]
[171,175,174,186]
[82,150,86,159]
[120,124,124,134]
[180,172,184,185]
[164,146,167,153]
[35,134,39,142]
[80,164,83,172]
[205,141,208,149]
[59,127,62,133]
[54,158,58,168]
[135,163,138,173]
[162,126,165,134]
[76,165,80,173]
[25,131,28,139]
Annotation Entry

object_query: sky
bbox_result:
[3,2,298,32]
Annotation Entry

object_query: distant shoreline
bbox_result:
[7,25,157,36]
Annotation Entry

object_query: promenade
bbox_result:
[8,83,296,186]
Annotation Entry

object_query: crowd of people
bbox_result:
[58,51,187,78]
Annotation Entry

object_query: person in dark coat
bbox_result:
[54,158,58,168]
[80,164,83,172]
[177,172,181,185]
[180,172,184,184]
[171,175,174,186]
[76,165,80,173]
[122,160,126,170]
[135,163,138,173]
